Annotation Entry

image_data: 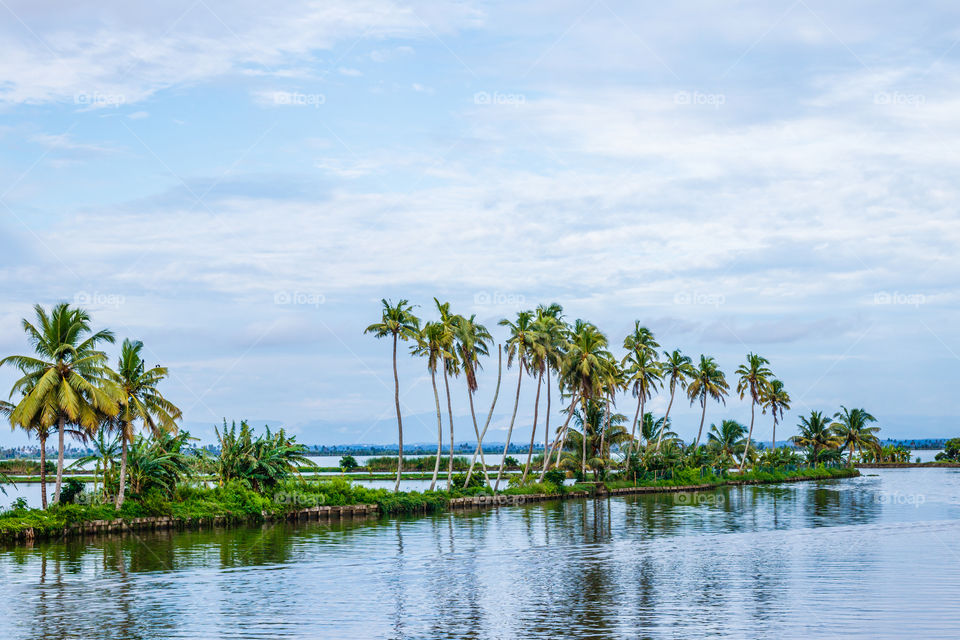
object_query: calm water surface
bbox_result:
[2,468,959,639]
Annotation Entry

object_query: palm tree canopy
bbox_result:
[110,338,182,440]
[1,303,119,431]
[561,320,613,401]
[453,314,492,392]
[364,298,420,341]
[687,355,729,406]
[662,349,695,394]
[499,310,537,373]
[760,378,791,425]
[735,352,773,402]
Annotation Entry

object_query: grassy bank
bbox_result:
[0,466,858,542]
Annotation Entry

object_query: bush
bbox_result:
[543,469,567,488]
[339,455,359,471]
[58,478,86,505]
[452,472,486,489]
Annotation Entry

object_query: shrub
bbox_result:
[339,455,359,471]
[452,472,486,489]
[58,478,86,505]
[543,469,567,488]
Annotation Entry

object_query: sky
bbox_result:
[0,0,958,447]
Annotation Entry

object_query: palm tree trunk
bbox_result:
[465,347,501,487]
[522,369,543,484]
[392,333,404,493]
[494,364,524,491]
[553,394,579,472]
[599,396,611,473]
[771,420,776,452]
[542,367,552,468]
[656,386,676,451]
[540,392,578,481]
[429,367,442,491]
[739,400,756,472]
[443,363,455,489]
[116,428,128,508]
[849,442,855,468]
[626,394,642,463]
[581,397,589,477]
[695,395,707,448]
[54,415,65,503]
[39,433,48,509]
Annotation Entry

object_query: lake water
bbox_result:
[1,468,959,639]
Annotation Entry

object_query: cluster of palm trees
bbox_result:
[792,407,882,466]
[368,299,864,491]
[1,303,182,508]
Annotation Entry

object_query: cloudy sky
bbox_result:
[1,0,957,447]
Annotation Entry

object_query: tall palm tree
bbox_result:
[434,299,460,489]
[656,349,694,451]
[792,410,841,464]
[1,303,118,503]
[411,322,452,491]
[454,314,494,486]
[495,310,537,490]
[831,406,880,467]
[110,339,182,507]
[687,355,729,448]
[760,379,790,451]
[735,352,773,472]
[533,305,569,482]
[365,299,421,492]
[561,320,613,476]
[621,324,661,461]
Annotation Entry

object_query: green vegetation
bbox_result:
[936,438,960,462]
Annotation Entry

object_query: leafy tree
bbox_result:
[365,299,420,491]
[831,406,880,467]
[792,411,841,464]
[339,455,359,471]
[214,420,310,492]
[936,438,960,462]
[1,303,119,503]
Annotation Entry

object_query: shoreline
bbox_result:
[1,467,858,545]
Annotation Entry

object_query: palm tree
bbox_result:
[707,419,748,468]
[365,299,421,492]
[687,355,729,448]
[831,406,880,467]
[495,310,537,490]
[411,322,452,491]
[760,379,790,451]
[1,303,118,503]
[792,410,841,464]
[110,339,182,508]
[561,320,613,477]
[453,314,495,486]
[434,299,460,489]
[656,349,694,451]
[2,395,56,508]
[735,352,773,472]
[533,305,569,482]
[622,324,661,461]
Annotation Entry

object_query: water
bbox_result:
[1,468,959,639]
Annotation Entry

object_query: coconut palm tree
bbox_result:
[831,406,880,467]
[1,303,119,503]
[687,355,729,448]
[411,322,452,490]
[454,314,495,486]
[792,410,841,464]
[760,379,790,451]
[656,349,694,451]
[533,305,570,482]
[495,310,537,490]
[735,352,773,472]
[707,419,748,467]
[521,304,565,483]
[560,400,630,479]
[621,324,661,461]
[110,339,182,507]
[365,299,421,492]
[561,320,613,477]
[433,299,460,489]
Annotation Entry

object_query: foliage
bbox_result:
[339,455,359,471]
[935,438,960,462]
[214,420,310,491]
[58,478,87,505]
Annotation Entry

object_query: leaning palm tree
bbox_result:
[656,349,694,451]
[494,310,537,490]
[365,299,421,492]
[561,320,613,476]
[831,406,880,467]
[760,379,790,451]
[434,299,460,489]
[1,303,119,503]
[454,314,495,486]
[110,339,182,507]
[621,324,661,461]
[735,352,773,472]
[687,355,729,448]
[411,322,452,490]
[792,410,841,464]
